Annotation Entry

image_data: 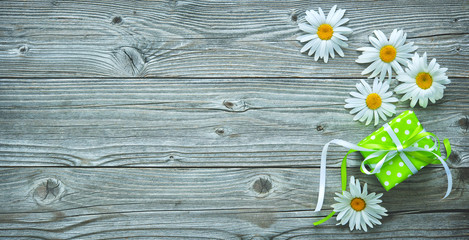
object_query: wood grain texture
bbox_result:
[0,78,468,167]
[1,0,468,238]
[0,0,467,78]
[0,167,468,239]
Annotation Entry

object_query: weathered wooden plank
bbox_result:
[1,78,468,167]
[0,167,467,239]
[0,0,467,78]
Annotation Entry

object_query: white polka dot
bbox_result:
[377,169,381,173]
[371,135,375,140]
[389,161,393,165]
[407,119,412,124]
[426,136,430,139]
[408,174,412,177]
[381,136,386,142]
[395,183,399,186]
[405,130,410,135]
[386,170,391,176]
[399,162,404,167]
[420,166,424,169]
[394,128,399,133]
[414,143,419,147]
[409,111,413,114]
[424,145,429,150]
[384,181,389,186]
[396,118,401,122]
[397,172,402,177]
[417,122,420,126]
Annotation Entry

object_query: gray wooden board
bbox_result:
[1,0,469,239]
[0,168,468,239]
[0,78,468,167]
[0,0,467,78]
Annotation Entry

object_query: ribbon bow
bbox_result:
[313,123,452,225]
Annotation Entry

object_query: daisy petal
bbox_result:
[297,34,316,42]
[326,5,337,23]
[333,17,349,28]
[307,39,321,56]
[298,23,316,33]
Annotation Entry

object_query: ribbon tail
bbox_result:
[341,150,353,192]
[314,139,374,212]
[443,138,451,161]
[314,140,330,212]
[403,138,452,198]
[314,149,355,225]
[313,211,335,226]
[427,138,452,198]
[440,139,452,199]
[434,153,452,199]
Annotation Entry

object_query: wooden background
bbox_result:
[0,0,468,239]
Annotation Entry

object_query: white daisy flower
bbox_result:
[296,5,353,63]
[345,78,398,125]
[395,52,450,108]
[331,176,388,232]
[356,29,418,82]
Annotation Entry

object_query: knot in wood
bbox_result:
[111,16,123,24]
[33,178,64,205]
[449,150,461,165]
[252,177,272,195]
[316,125,324,131]
[290,11,298,22]
[458,116,468,132]
[223,99,250,112]
[112,47,146,77]
[18,45,29,55]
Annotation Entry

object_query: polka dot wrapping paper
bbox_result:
[357,110,442,191]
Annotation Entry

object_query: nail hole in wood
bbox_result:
[215,128,225,135]
[291,13,297,22]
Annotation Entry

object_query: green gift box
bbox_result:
[312,110,451,220]
[357,110,442,191]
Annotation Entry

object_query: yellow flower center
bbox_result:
[379,45,397,63]
[366,93,382,110]
[416,72,433,90]
[317,24,333,40]
[350,197,366,211]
